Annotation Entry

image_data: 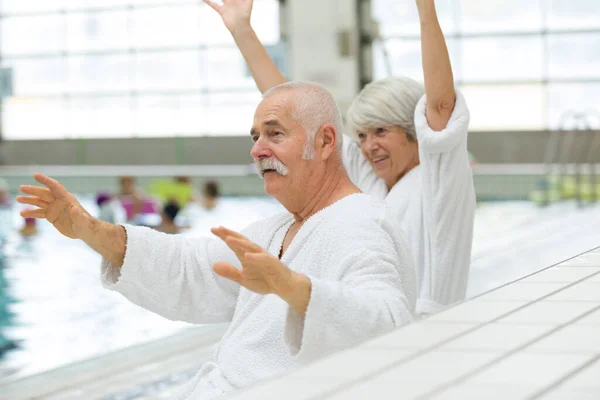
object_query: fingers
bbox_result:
[16,195,49,209]
[204,0,222,13]
[20,208,46,219]
[213,262,242,284]
[33,173,69,198]
[226,236,262,254]
[211,226,246,241]
[19,185,55,202]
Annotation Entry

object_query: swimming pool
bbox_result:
[0,197,598,384]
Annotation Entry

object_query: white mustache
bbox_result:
[254,157,288,179]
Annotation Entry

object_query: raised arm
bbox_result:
[417,0,456,131]
[205,0,286,93]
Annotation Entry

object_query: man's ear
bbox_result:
[317,124,337,160]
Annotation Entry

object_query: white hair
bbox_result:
[346,76,425,142]
[263,81,343,160]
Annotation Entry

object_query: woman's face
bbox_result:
[357,126,419,190]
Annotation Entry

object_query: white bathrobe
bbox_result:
[343,91,476,316]
[101,193,415,399]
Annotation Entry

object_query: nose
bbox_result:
[363,134,380,154]
[250,136,274,160]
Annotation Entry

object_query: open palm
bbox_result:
[204,0,253,32]
[17,173,90,239]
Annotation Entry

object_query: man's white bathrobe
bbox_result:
[343,91,476,316]
[102,193,415,399]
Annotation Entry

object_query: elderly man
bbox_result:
[17,82,415,399]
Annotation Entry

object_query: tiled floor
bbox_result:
[226,246,600,400]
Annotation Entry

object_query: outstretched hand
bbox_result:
[17,173,93,240]
[211,226,295,295]
[204,0,253,34]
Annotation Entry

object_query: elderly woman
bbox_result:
[207,0,475,316]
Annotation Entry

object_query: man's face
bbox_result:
[250,92,312,200]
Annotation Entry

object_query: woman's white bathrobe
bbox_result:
[343,91,476,316]
[101,194,415,399]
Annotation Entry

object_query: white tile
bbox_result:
[477,282,568,302]
[326,382,420,400]
[588,273,600,282]
[329,351,498,399]
[287,348,412,381]
[426,300,528,323]
[519,267,600,283]
[431,383,538,400]
[375,351,496,384]
[538,387,600,400]
[527,325,600,354]
[470,353,591,386]
[441,323,552,352]
[576,309,600,326]
[558,253,600,267]
[560,359,600,389]
[497,301,599,325]
[545,282,600,302]
[227,380,337,400]
[362,322,476,349]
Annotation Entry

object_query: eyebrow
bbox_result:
[250,120,285,136]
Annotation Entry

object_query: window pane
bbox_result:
[66,11,131,52]
[372,0,456,36]
[67,54,133,93]
[199,6,236,46]
[250,1,280,45]
[374,38,459,82]
[135,51,206,91]
[548,33,600,79]
[547,83,600,129]
[459,0,543,33]
[67,97,132,138]
[132,5,201,48]
[547,0,600,30]
[0,15,64,56]
[460,84,545,130]
[64,0,128,9]
[2,57,66,95]
[205,92,261,135]
[134,95,208,137]
[461,36,543,82]
[0,0,67,13]
[2,98,67,140]
[206,48,257,90]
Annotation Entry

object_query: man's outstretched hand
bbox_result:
[211,226,311,315]
[17,173,94,240]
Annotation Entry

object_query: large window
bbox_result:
[0,0,279,140]
[373,0,600,131]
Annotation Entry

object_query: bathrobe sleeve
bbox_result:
[284,231,415,362]
[413,90,476,315]
[342,138,388,200]
[101,224,244,324]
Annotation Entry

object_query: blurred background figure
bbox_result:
[155,201,183,234]
[117,176,158,223]
[201,180,220,211]
[0,179,10,207]
[18,217,37,237]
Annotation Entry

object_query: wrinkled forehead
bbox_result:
[253,91,297,129]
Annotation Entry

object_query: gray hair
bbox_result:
[263,81,343,159]
[346,77,425,142]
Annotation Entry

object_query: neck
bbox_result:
[291,168,360,224]
[385,148,420,191]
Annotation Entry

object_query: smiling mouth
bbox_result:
[372,156,389,164]
[262,169,277,175]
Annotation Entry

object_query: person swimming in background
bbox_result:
[19,216,37,237]
[156,201,183,234]
[0,179,11,207]
[201,180,220,211]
